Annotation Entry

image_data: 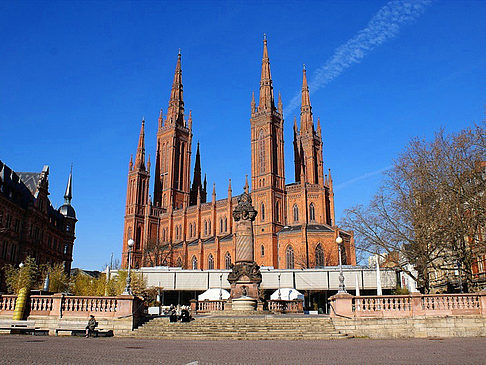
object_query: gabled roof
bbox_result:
[16,172,41,195]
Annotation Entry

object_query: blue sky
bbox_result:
[1,1,485,270]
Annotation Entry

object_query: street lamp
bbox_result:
[278,273,281,300]
[123,239,135,295]
[19,262,24,268]
[336,236,347,293]
[219,273,223,300]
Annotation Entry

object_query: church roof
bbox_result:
[16,172,41,195]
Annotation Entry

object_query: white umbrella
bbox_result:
[198,288,230,301]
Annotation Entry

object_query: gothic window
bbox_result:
[208,220,211,235]
[175,225,179,240]
[258,130,265,173]
[261,245,265,257]
[176,257,183,267]
[136,226,141,250]
[309,203,315,221]
[204,220,208,236]
[275,201,280,222]
[225,252,232,269]
[315,243,325,267]
[189,223,193,238]
[220,218,223,233]
[293,204,299,223]
[192,256,198,270]
[261,203,265,222]
[286,245,294,269]
[208,254,214,270]
[224,217,228,232]
[179,225,182,239]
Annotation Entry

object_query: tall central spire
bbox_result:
[258,35,275,111]
[166,51,184,126]
[135,119,146,170]
[300,65,313,132]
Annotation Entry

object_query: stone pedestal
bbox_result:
[232,296,257,311]
[227,178,262,311]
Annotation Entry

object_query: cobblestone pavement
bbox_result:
[0,335,485,364]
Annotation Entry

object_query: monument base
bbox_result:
[231,296,257,311]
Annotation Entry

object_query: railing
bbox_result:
[0,294,142,320]
[0,295,16,312]
[196,300,225,313]
[268,299,304,313]
[330,292,486,318]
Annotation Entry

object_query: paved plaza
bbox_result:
[0,335,485,364]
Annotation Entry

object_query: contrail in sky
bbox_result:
[284,0,432,115]
[334,165,393,191]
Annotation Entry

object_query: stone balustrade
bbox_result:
[0,293,143,320]
[194,300,226,313]
[268,299,304,313]
[330,292,486,318]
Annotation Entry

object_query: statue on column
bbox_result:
[227,176,262,310]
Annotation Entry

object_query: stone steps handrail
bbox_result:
[268,299,304,313]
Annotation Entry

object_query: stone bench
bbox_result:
[55,322,113,337]
[0,320,46,335]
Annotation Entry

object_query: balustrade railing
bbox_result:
[196,300,225,313]
[330,292,486,318]
[0,294,140,319]
[0,295,16,312]
[268,299,304,313]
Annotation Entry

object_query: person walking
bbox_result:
[85,315,97,337]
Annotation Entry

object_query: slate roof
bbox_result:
[16,172,41,195]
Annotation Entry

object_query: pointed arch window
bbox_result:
[258,130,265,173]
[275,201,280,222]
[220,218,224,233]
[208,254,214,270]
[192,256,198,270]
[224,217,228,232]
[261,245,265,257]
[189,223,193,238]
[204,220,208,236]
[208,220,211,235]
[286,245,294,269]
[315,243,324,267]
[176,257,183,268]
[293,204,299,223]
[261,203,265,222]
[225,252,232,269]
[309,203,315,222]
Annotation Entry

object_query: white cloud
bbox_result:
[334,165,392,191]
[284,0,432,115]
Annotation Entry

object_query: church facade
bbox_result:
[122,39,356,270]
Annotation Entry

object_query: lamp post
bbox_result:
[278,273,281,300]
[123,239,135,295]
[219,273,223,300]
[336,236,347,293]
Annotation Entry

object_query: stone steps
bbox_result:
[125,316,348,340]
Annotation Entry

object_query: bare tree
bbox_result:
[342,122,486,292]
[142,238,173,267]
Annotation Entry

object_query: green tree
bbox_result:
[3,256,40,294]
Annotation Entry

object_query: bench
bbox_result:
[0,320,45,335]
[55,322,113,337]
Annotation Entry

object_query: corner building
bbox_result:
[122,40,356,270]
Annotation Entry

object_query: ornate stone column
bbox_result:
[227,177,262,310]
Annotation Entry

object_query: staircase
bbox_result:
[125,315,349,340]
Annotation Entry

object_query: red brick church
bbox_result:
[122,39,356,270]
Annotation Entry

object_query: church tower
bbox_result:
[250,36,286,267]
[153,52,193,210]
[122,119,150,268]
[293,66,325,186]
[189,142,207,205]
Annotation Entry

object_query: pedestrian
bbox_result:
[169,307,178,323]
[85,315,97,337]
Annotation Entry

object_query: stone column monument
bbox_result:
[227,176,262,311]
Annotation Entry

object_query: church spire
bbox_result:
[134,119,146,171]
[64,165,73,204]
[251,91,255,115]
[166,52,184,126]
[258,34,274,111]
[189,141,203,206]
[300,65,313,132]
